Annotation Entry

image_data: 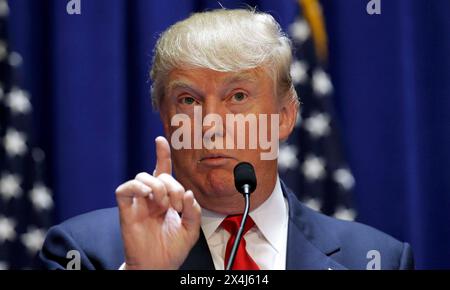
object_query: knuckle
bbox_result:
[158,174,185,193]
[115,181,131,195]
[152,179,166,193]
[115,184,123,195]
[157,173,172,182]
[135,172,149,180]
[173,185,185,196]
[130,179,142,188]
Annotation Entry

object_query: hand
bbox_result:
[115,136,202,269]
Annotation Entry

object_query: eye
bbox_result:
[231,92,248,103]
[179,96,197,105]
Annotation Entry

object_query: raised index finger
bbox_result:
[154,136,172,176]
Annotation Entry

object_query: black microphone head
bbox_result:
[234,162,257,195]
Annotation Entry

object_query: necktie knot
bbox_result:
[221,214,255,236]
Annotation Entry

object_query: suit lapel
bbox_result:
[282,181,348,270]
[179,230,215,270]
[286,218,347,270]
[180,181,347,270]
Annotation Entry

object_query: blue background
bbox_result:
[9,0,450,269]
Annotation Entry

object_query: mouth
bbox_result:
[199,153,236,166]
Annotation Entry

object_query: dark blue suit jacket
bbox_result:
[38,182,414,270]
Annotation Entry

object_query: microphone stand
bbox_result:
[225,184,251,270]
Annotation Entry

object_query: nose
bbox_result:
[201,96,227,139]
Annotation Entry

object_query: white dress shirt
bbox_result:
[201,176,289,270]
[119,176,289,270]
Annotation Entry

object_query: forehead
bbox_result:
[166,67,269,91]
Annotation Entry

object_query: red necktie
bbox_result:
[221,215,260,270]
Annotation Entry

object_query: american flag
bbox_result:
[279,3,356,221]
[0,0,53,269]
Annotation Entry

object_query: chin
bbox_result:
[204,168,235,196]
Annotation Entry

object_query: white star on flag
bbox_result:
[8,51,23,67]
[0,173,22,200]
[278,144,299,170]
[0,215,16,242]
[0,0,9,17]
[6,88,32,114]
[302,155,326,181]
[312,69,333,96]
[3,128,27,157]
[333,207,357,221]
[304,112,331,138]
[334,168,355,191]
[289,18,310,43]
[290,60,309,85]
[304,198,322,211]
[30,183,53,211]
[21,227,46,254]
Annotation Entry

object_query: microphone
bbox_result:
[226,162,257,270]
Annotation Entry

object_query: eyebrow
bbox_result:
[166,71,259,96]
[167,80,197,93]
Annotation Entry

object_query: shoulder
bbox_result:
[39,208,124,270]
[305,204,401,246]
[284,185,414,269]
[309,205,407,250]
[57,207,120,238]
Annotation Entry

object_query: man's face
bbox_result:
[159,67,296,214]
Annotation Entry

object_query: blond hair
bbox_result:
[150,8,299,110]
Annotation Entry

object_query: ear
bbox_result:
[278,96,299,142]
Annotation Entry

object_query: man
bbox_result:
[39,9,414,270]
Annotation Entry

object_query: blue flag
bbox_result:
[279,7,356,221]
[0,0,53,269]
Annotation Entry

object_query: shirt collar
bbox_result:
[201,206,227,240]
[200,176,288,253]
